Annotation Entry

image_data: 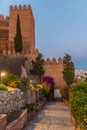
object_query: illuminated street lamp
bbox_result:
[1,72,5,83]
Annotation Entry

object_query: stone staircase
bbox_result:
[24,102,75,130]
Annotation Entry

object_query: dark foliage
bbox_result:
[3,73,21,88]
[30,53,44,83]
[7,110,22,124]
[62,54,75,87]
[14,14,23,53]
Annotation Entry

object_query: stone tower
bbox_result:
[9,5,35,54]
[0,15,9,53]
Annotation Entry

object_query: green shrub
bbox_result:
[15,77,29,92]
[69,82,87,129]
[9,80,21,88]
[24,103,38,113]
[21,77,29,86]
[3,74,21,87]
[17,84,28,92]
[7,110,22,124]
[3,74,30,92]
[0,83,8,91]
[60,87,69,100]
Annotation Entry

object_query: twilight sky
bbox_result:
[0,0,87,70]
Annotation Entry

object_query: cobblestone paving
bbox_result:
[24,102,75,130]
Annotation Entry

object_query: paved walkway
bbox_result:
[24,101,75,130]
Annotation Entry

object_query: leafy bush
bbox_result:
[69,82,87,129]
[15,77,29,92]
[42,83,50,96]
[7,110,22,124]
[42,77,54,99]
[0,83,8,91]
[28,80,41,91]
[24,103,38,113]
[42,76,54,90]
[21,77,29,86]
[60,87,69,100]
[3,74,21,87]
[24,97,46,113]
[17,84,28,92]
[9,80,21,88]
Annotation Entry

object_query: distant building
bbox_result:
[75,70,87,81]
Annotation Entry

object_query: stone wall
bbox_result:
[0,15,9,37]
[44,57,66,88]
[0,89,39,114]
[0,15,9,51]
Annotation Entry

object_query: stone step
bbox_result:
[43,103,68,110]
[25,123,75,130]
[54,97,63,102]
[29,115,74,126]
[24,102,75,130]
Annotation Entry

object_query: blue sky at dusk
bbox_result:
[0,0,87,70]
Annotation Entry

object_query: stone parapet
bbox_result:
[44,57,62,65]
[10,5,32,11]
[0,15,9,21]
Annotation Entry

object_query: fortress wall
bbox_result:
[0,15,9,42]
[9,5,35,53]
[0,15,9,22]
[43,58,66,88]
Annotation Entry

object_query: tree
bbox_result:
[14,14,23,53]
[30,53,45,83]
[62,54,75,87]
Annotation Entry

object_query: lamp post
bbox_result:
[1,72,5,83]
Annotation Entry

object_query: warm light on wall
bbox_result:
[0,72,5,83]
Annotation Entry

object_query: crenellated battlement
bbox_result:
[10,5,32,11]
[0,15,9,21]
[43,57,66,88]
[44,57,62,65]
[0,15,4,20]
